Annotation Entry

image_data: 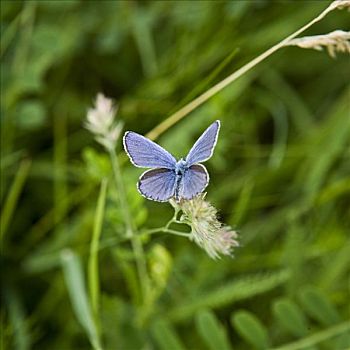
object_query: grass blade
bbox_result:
[53,112,67,234]
[145,2,338,140]
[61,249,102,350]
[167,270,289,322]
[88,178,108,323]
[271,321,350,350]
[151,319,185,350]
[232,310,269,349]
[5,287,31,350]
[1,159,31,242]
[196,309,232,350]
[273,298,309,337]
[298,287,340,326]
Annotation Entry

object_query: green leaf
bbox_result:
[273,298,309,337]
[82,148,111,181]
[151,319,185,350]
[195,309,232,350]
[60,249,102,350]
[320,242,350,290]
[167,270,289,322]
[232,310,269,349]
[149,244,172,303]
[15,101,46,130]
[299,287,340,326]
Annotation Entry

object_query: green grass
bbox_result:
[1,1,349,349]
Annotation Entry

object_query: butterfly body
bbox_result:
[175,158,187,175]
[123,120,220,202]
[173,159,188,201]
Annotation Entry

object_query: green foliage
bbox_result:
[232,310,269,349]
[151,319,185,350]
[15,101,46,130]
[148,244,172,304]
[61,250,102,350]
[167,270,289,322]
[195,309,232,350]
[298,287,340,326]
[0,159,31,241]
[4,287,31,350]
[273,298,309,337]
[1,1,349,350]
[88,179,108,323]
[82,148,111,182]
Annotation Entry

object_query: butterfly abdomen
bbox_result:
[174,159,188,201]
[174,174,184,202]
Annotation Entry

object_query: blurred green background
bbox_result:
[1,1,350,349]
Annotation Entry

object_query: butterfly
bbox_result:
[123,120,220,202]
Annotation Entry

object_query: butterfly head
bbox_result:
[175,158,188,175]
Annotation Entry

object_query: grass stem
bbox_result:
[146,1,338,141]
[53,112,67,235]
[0,159,31,242]
[88,178,108,328]
[271,321,350,350]
[108,150,150,304]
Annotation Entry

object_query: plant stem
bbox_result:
[53,112,67,236]
[0,11,21,58]
[165,207,180,229]
[108,150,149,303]
[270,321,350,350]
[13,1,36,75]
[142,227,189,238]
[0,159,31,242]
[88,178,108,328]
[163,228,190,237]
[98,225,190,251]
[145,1,339,141]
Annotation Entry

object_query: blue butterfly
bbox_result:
[123,120,220,202]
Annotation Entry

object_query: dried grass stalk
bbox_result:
[286,30,350,58]
[330,0,350,11]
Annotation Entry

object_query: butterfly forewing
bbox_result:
[138,168,176,202]
[123,132,176,169]
[185,120,220,166]
[179,164,209,200]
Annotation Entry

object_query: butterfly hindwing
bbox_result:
[123,131,177,169]
[138,168,176,202]
[185,120,220,166]
[179,164,209,200]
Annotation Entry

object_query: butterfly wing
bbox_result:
[123,131,177,169]
[138,168,176,202]
[179,164,209,200]
[185,120,220,166]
